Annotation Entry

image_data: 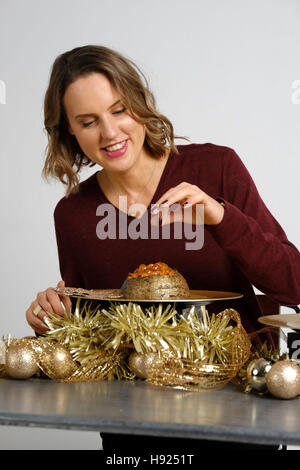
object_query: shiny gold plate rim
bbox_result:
[55,287,243,303]
[258,314,300,330]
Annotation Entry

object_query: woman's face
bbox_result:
[63,72,147,173]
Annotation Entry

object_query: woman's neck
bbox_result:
[100,149,170,200]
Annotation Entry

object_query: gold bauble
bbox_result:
[266,360,300,399]
[5,339,39,379]
[246,358,273,392]
[128,351,159,379]
[38,342,76,380]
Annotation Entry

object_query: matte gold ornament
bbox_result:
[265,360,300,399]
[5,339,39,379]
[128,351,159,378]
[246,358,273,392]
[37,341,76,380]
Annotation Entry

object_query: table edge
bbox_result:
[1,412,300,446]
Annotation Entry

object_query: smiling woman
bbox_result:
[43,45,186,196]
[25,43,300,453]
[62,73,147,174]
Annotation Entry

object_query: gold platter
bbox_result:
[55,287,243,304]
[258,314,300,330]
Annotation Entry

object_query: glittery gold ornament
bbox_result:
[246,358,273,392]
[265,360,300,399]
[128,351,159,378]
[5,338,39,379]
[37,341,76,380]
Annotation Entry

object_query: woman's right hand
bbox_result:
[26,280,72,335]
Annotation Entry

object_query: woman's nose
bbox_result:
[99,117,118,142]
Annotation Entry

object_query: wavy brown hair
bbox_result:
[43,44,189,196]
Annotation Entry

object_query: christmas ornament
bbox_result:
[5,338,39,379]
[0,300,250,390]
[128,351,159,378]
[37,340,76,380]
[265,360,300,399]
[44,302,250,388]
[246,358,273,392]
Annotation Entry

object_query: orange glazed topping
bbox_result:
[127,262,176,279]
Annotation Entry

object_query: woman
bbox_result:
[26,45,300,450]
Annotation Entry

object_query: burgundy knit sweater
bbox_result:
[54,143,300,333]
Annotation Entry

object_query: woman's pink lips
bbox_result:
[101,140,128,158]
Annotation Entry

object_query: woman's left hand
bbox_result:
[151,182,225,226]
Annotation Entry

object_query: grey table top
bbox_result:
[0,377,299,446]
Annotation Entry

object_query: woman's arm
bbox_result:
[153,146,299,305]
[206,148,300,306]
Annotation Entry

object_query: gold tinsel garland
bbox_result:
[45,300,243,363]
[0,300,251,390]
[146,308,250,391]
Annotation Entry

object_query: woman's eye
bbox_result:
[113,107,126,115]
[82,120,95,128]
[81,108,126,127]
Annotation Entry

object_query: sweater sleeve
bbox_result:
[206,147,300,306]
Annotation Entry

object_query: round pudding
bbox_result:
[120,262,190,300]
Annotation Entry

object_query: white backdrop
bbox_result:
[0,0,299,450]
